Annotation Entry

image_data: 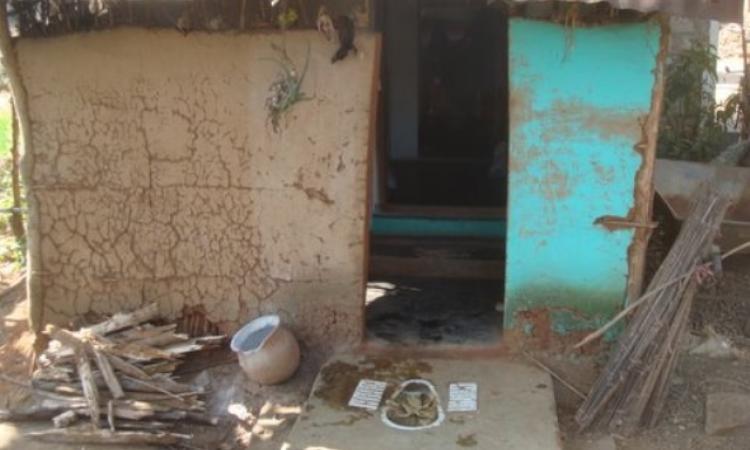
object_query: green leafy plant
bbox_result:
[263,42,312,133]
[0,102,24,271]
[658,41,728,161]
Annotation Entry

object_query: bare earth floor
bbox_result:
[365,277,503,346]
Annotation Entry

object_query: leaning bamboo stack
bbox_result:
[24,303,224,446]
[575,185,734,433]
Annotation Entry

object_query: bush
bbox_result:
[658,41,740,162]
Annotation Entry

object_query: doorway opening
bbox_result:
[366,0,509,346]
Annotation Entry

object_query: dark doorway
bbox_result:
[367,0,509,346]
[379,0,509,209]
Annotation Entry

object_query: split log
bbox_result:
[32,365,74,383]
[45,325,85,351]
[99,341,176,362]
[26,427,191,446]
[32,394,88,410]
[124,391,201,403]
[115,420,171,431]
[71,399,171,421]
[52,410,78,428]
[120,375,198,395]
[106,354,150,380]
[75,350,101,427]
[0,404,70,422]
[31,380,81,396]
[184,411,220,426]
[83,303,160,336]
[132,332,188,348]
[113,324,174,341]
[92,349,124,399]
[141,360,179,375]
[162,336,225,355]
[107,400,115,431]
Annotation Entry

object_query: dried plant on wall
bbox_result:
[264,42,312,133]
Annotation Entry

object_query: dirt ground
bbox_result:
[2,256,750,449]
[556,255,750,450]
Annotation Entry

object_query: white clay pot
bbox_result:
[230,315,300,385]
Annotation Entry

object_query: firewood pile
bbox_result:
[575,186,736,433]
[24,303,225,446]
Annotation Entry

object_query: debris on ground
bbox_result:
[576,186,735,433]
[705,392,750,435]
[3,302,225,446]
[689,326,746,359]
[565,434,617,450]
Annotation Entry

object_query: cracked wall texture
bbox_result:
[17,29,376,350]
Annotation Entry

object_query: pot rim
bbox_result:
[230,314,281,355]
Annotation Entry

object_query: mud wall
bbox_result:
[17,29,378,350]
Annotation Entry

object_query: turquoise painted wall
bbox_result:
[505,19,661,334]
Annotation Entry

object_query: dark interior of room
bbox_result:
[384,1,508,208]
[367,0,509,346]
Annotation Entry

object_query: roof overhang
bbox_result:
[514,0,743,22]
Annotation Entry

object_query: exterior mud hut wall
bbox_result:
[504,18,666,344]
[17,29,379,350]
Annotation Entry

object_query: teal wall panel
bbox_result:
[505,19,661,334]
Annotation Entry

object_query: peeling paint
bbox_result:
[505,19,663,336]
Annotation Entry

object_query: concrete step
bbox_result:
[286,354,561,450]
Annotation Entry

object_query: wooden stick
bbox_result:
[120,376,188,401]
[573,273,691,349]
[26,428,191,445]
[92,349,124,399]
[45,324,85,351]
[115,420,171,431]
[575,186,733,431]
[573,240,750,350]
[102,341,176,361]
[0,405,67,422]
[107,400,115,432]
[75,351,101,428]
[524,352,586,399]
[52,410,78,428]
[106,354,150,380]
[84,303,159,336]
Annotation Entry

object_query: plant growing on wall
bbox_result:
[264,42,312,133]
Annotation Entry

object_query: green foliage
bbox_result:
[0,105,11,159]
[0,99,24,270]
[658,41,734,162]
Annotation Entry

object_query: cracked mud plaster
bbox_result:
[17,29,376,350]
